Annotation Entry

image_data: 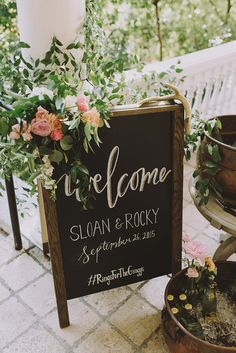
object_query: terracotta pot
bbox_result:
[197,115,236,200]
[162,261,236,353]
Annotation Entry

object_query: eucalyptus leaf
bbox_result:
[78,164,89,175]
[60,135,73,151]
[84,123,92,142]
[69,117,80,130]
[49,150,64,163]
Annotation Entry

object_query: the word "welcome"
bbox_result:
[59,146,172,208]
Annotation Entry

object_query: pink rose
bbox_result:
[186,267,199,278]
[81,107,100,127]
[184,240,209,261]
[31,118,52,136]
[30,107,52,137]
[51,129,63,141]
[77,95,89,112]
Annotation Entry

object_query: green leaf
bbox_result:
[28,171,41,183]
[104,62,113,70]
[108,94,120,101]
[19,41,30,48]
[69,117,81,130]
[39,146,53,155]
[204,160,217,168]
[49,150,64,163]
[0,119,9,136]
[207,144,213,156]
[55,38,63,46]
[55,98,63,110]
[23,69,29,78]
[193,169,200,178]
[159,72,167,79]
[175,68,183,73]
[28,157,35,173]
[104,119,110,128]
[78,164,89,175]
[66,42,81,50]
[203,168,219,176]
[60,135,73,151]
[83,139,88,153]
[70,165,78,182]
[212,145,221,162]
[84,123,91,142]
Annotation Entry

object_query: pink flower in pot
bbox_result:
[183,240,208,263]
[186,267,199,278]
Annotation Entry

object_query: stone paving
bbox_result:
[0,161,230,353]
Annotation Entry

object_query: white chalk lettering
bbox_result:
[57,146,172,208]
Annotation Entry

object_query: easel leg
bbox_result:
[38,181,49,256]
[41,187,70,328]
[5,175,22,250]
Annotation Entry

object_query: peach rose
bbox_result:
[22,131,33,141]
[9,131,21,140]
[34,106,49,121]
[49,114,62,130]
[77,95,89,112]
[10,120,31,140]
[51,129,63,141]
[10,122,21,140]
[81,107,100,128]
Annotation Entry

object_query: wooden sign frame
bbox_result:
[41,102,184,328]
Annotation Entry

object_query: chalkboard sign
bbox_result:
[42,102,184,328]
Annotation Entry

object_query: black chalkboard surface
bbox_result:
[42,102,184,327]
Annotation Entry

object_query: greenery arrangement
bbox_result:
[166,235,236,347]
[0,1,127,209]
[184,115,223,205]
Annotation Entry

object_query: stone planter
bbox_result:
[162,261,236,353]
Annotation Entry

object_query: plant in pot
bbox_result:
[185,114,236,207]
[162,235,236,353]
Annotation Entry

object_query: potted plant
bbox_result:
[184,114,236,206]
[162,234,236,353]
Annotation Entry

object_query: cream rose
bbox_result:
[81,107,100,127]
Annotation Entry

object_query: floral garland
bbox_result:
[1,85,106,208]
[0,1,126,209]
